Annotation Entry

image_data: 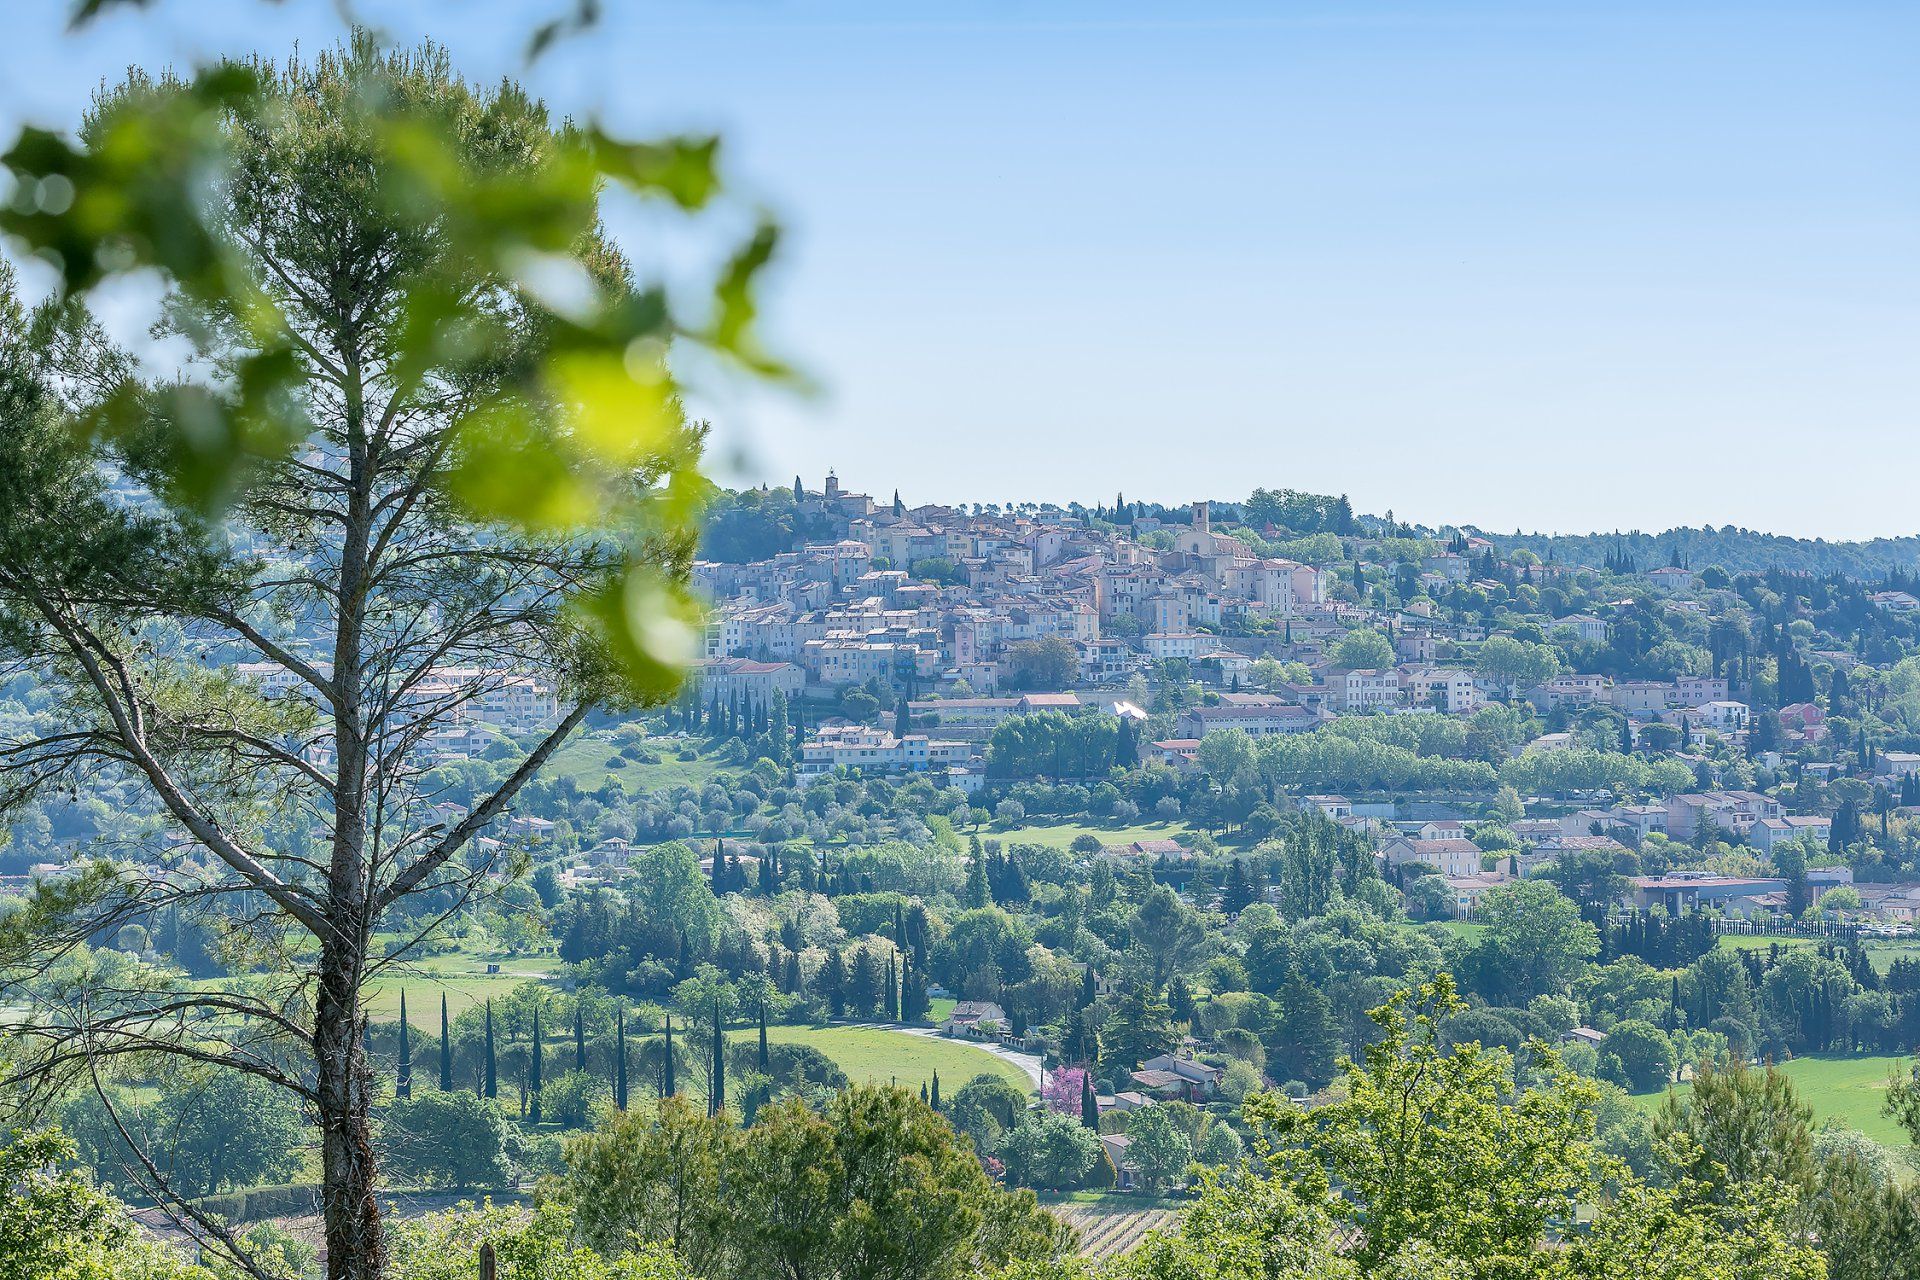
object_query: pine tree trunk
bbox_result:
[322,357,382,1280]
[316,937,382,1280]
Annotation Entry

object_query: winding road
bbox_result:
[894,1024,1046,1091]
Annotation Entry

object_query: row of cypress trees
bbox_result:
[386,990,781,1122]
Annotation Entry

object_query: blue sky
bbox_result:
[6,1,1917,537]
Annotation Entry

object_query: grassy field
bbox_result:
[1712,934,1920,976]
[1395,920,1487,943]
[988,818,1210,852]
[364,951,563,1024]
[729,1024,1032,1095]
[1866,941,1920,974]
[1713,934,1815,956]
[541,730,737,795]
[1632,1053,1915,1149]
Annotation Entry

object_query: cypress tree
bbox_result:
[614,1007,629,1110]
[574,1000,587,1072]
[822,950,847,1019]
[901,955,928,1023]
[396,991,412,1099]
[1167,975,1195,1026]
[663,1015,676,1097]
[483,999,497,1099]
[1081,1069,1099,1129]
[885,953,899,1020]
[930,1070,941,1111]
[965,847,989,909]
[439,994,453,1092]
[529,1006,544,1123]
[710,1000,725,1116]
[758,1001,771,1074]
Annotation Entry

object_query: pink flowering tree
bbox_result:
[1042,1066,1088,1115]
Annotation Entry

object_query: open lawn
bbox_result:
[730,1024,1031,1095]
[1631,1053,1916,1150]
[542,730,738,796]
[986,818,1213,852]
[1712,935,1920,976]
[1395,920,1486,943]
[1713,934,1815,956]
[1865,941,1920,975]
[364,951,562,1024]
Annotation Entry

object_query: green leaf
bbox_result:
[577,567,701,705]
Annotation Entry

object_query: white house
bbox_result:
[1380,836,1485,878]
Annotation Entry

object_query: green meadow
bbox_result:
[729,1024,1032,1096]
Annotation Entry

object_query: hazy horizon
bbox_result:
[755,467,1920,546]
[6,0,1916,539]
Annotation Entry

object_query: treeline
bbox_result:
[985,710,1136,778]
[698,485,836,562]
[1491,525,1920,578]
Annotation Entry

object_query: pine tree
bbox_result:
[439,994,453,1092]
[483,999,497,1099]
[396,991,412,1099]
[528,1006,544,1123]
[614,1007,629,1110]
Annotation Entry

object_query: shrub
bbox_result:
[381,1093,511,1189]
[1086,1144,1118,1189]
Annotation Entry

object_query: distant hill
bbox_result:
[1477,527,1920,579]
